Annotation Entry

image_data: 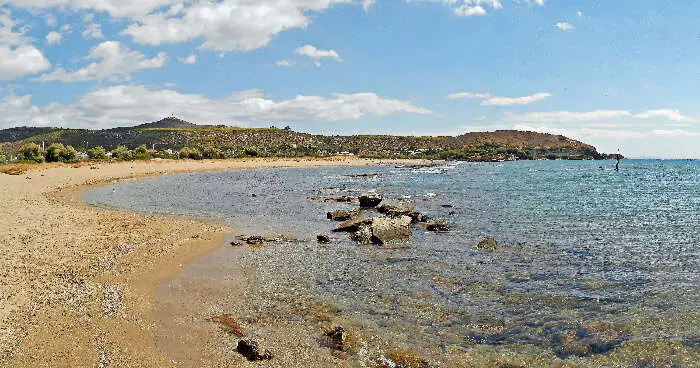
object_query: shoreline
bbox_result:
[0,157,425,367]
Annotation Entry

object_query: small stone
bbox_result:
[327,210,358,221]
[236,340,272,361]
[317,233,331,244]
[324,326,346,350]
[426,219,450,232]
[230,240,244,247]
[475,236,498,251]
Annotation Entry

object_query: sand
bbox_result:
[0,157,420,367]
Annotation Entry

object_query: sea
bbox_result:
[84,160,700,366]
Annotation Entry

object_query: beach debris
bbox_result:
[236,235,265,246]
[426,219,450,232]
[327,209,359,221]
[236,340,272,361]
[207,314,244,336]
[475,236,498,251]
[359,193,382,208]
[317,233,331,244]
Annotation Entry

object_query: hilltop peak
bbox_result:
[136,117,199,129]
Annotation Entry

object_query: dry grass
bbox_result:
[0,165,30,175]
[207,314,245,336]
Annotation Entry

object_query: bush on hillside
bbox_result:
[61,145,78,162]
[0,153,7,164]
[202,146,222,159]
[18,143,44,163]
[87,146,108,160]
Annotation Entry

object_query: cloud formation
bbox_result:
[447,92,551,106]
[0,85,432,129]
[296,45,343,66]
[38,41,166,83]
[0,9,51,81]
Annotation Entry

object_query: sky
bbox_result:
[0,0,699,158]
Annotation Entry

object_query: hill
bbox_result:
[0,118,615,161]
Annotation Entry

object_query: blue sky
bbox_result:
[0,0,699,158]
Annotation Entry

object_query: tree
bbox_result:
[18,143,43,163]
[45,143,66,162]
[133,144,151,160]
[111,145,132,161]
[87,146,107,160]
[61,145,78,162]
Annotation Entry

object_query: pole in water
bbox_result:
[615,148,621,171]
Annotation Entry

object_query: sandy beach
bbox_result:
[0,158,417,367]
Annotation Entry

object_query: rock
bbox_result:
[475,236,498,250]
[334,217,373,233]
[236,340,272,361]
[350,224,373,245]
[327,209,358,221]
[230,240,245,247]
[359,193,382,208]
[370,216,412,245]
[377,204,422,223]
[317,233,331,244]
[324,326,346,350]
[426,219,450,232]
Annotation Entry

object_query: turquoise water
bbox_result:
[85,160,700,365]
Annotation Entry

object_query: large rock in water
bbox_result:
[334,217,373,232]
[358,193,382,208]
[370,215,412,245]
[475,236,498,251]
[327,209,358,221]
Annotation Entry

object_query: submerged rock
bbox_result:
[350,224,373,245]
[359,193,382,208]
[426,219,450,232]
[317,233,331,244]
[324,326,346,350]
[327,209,359,221]
[475,236,498,250]
[236,340,272,361]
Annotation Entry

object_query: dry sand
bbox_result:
[0,157,420,367]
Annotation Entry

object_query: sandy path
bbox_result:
[0,158,414,367]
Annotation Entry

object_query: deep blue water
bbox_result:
[84,160,700,356]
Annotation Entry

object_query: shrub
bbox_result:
[87,146,108,160]
[202,146,222,159]
[132,144,151,160]
[45,143,66,162]
[18,143,44,163]
[0,153,7,164]
[111,145,132,161]
[179,147,201,160]
[61,145,78,162]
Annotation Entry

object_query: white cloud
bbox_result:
[481,92,551,106]
[362,0,376,11]
[635,109,695,122]
[412,0,542,17]
[3,0,181,19]
[556,22,574,31]
[576,10,582,17]
[45,13,57,27]
[0,85,432,129]
[46,31,62,45]
[508,110,633,122]
[82,23,104,39]
[446,92,493,99]
[276,60,296,67]
[651,129,700,137]
[38,41,166,83]
[122,0,359,52]
[446,91,551,105]
[0,9,52,81]
[180,54,196,64]
[295,45,343,65]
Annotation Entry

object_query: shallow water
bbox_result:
[85,160,700,365]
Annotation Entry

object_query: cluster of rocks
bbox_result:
[322,193,451,247]
[231,234,301,247]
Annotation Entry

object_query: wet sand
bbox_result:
[0,158,420,367]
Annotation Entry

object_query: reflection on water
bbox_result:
[85,160,700,365]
